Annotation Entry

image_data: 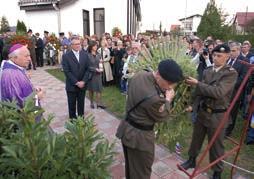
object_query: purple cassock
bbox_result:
[0,61,33,108]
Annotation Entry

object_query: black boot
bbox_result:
[180,157,196,170]
[97,103,106,109]
[212,171,221,179]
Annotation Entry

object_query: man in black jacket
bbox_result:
[225,42,247,137]
[35,33,44,67]
[62,36,90,119]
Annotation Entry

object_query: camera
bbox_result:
[202,48,209,56]
[202,40,213,56]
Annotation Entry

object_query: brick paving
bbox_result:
[30,66,247,179]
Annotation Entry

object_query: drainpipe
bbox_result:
[53,3,61,33]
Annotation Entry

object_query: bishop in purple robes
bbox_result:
[0,44,38,108]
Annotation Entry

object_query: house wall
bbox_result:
[25,10,58,34]
[0,0,128,37]
[60,0,127,36]
[179,16,201,35]
[22,0,127,36]
[192,16,201,32]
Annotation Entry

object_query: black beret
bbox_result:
[158,59,183,83]
[27,29,32,33]
[44,30,49,34]
[59,32,64,36]
[212,43,230,54]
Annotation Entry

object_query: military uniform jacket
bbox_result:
[193,65,238,128]
[116,71,171,153]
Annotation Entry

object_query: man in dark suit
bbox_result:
[225,42,247,136]
[62,36,90,119]
[35,33,44,67]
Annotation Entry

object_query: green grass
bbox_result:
[46,68,253,178]
[46,68,65,82]
[101,86,126,119]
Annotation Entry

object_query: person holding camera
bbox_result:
[191,39,214,80]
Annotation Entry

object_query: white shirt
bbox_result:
[227,58,236,66]
[72,50,80,62]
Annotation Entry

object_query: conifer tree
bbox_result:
[16,20,27,35]
[0,16,10,33]
[197,0,230,40]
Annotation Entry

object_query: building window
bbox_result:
[83,10,90,36]
[93,8,105,37]
[184,20,192,31]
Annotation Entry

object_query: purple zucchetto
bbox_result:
[8,44,24,54]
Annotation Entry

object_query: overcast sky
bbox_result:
[1,0,254,33]
[140,0,254,31]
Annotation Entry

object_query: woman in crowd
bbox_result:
[87,40,106,109]
[97,39,113,85]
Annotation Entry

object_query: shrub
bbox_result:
[0,97,115,179]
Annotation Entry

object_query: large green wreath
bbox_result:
[129,36,197,148]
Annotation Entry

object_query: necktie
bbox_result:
[75,52,79,62]
[228,59,234,66]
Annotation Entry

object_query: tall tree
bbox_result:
[0,16,10,33]
[197,0,229,40]
[16,20,27,35]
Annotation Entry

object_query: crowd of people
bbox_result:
[0,30,152,120]
[1,29,254,179]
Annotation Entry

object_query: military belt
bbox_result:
[125,92,158,131]
[126,118,154,131]
[201,103,227,114]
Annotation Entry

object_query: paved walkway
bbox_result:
[30,66,209,179]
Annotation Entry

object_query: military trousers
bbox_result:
[122,144,154,179]
[188,120,225,172]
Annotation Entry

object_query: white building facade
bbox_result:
[179,14,202,35]
[4,0,141,36]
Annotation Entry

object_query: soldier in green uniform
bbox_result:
[180,44,238,179]
[116,59,183,179]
